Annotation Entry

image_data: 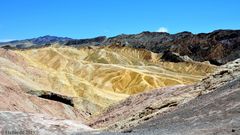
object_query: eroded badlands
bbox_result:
[0,46,215,115]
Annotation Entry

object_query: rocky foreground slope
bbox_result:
[0,111,94,135]
[127,59,240,135]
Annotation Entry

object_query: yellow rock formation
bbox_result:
[0,46,215,114]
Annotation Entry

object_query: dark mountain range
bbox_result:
[0,35,73,49]
[1,29,240,65]
[104,30,240,65]
[30,35,72,44]
[65,36,107,46]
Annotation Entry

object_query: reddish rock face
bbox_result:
[0,71,87,121]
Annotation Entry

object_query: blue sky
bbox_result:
[0,0,240,41]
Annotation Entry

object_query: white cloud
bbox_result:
[157,27,168,33]
[0,39,15,42]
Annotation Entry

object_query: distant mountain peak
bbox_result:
[31,35,73,44]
